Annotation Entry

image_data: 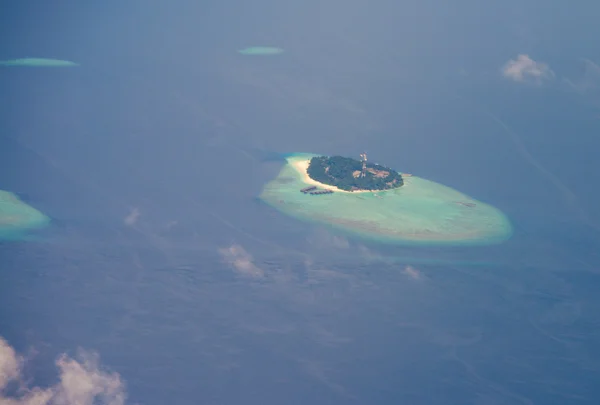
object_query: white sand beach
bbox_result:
[289,158,374,193]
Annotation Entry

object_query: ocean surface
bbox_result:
[1,1,600,404]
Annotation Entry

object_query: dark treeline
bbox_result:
[307,156,403,191]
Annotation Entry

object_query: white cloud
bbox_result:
[0,339,21,391]
[402,265,422,280]
[0,337,127,405]
[218,244,264,278]
[502,54,554,83]
[123,208,140,226]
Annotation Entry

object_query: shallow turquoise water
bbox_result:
[0,190,50,240]
[238,47,284,55]
[0,58,78,67]
[260,153,513,246]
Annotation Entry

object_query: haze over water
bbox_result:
[1,1,600,404]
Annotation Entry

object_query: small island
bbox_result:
[307,154,403,192]
[259,152,513,245]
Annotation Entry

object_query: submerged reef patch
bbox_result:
[238,47,284,55]
[0,191,50,240]
[0,58,79,67]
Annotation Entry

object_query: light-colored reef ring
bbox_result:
[0,58,79,67]
[238,47,284,55]
[0,191,50,240]
[259,153,513,246]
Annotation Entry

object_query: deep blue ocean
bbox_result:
[1,1,600,404]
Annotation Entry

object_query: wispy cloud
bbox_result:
[228,68,367,115]
[218,244,264,277]
[303,258,357,286]
[356,244,383,260]
[123,208,141,226]
[403,265,422,280]
[0,337,127,405]
[564,58,600,95]
[502,54,554,84]
[307,229,350,250]
[296,358,354,399]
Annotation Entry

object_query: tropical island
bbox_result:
[307,155,403,192]
[259,152,513,245]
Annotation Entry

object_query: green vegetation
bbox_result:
[307,155,403,191]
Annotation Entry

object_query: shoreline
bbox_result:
[289,158,371,193]
[289,157,407,194]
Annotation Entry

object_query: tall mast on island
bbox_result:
[360,153,367,178]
